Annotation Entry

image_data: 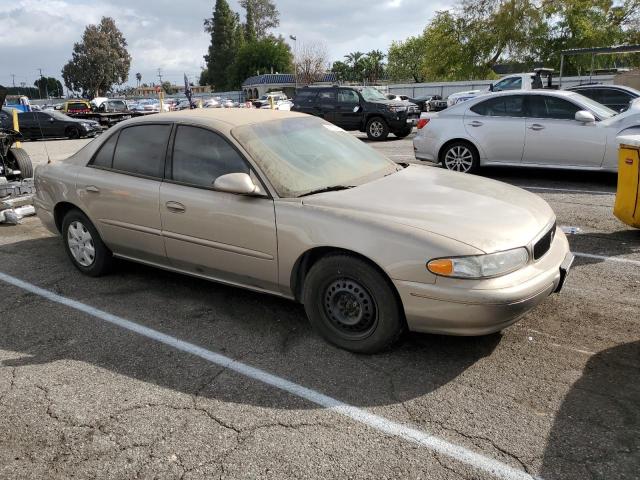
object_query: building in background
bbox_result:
[242,73,337,99]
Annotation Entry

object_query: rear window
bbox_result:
[112,125,171,178]
[470,96,525,117]
[91,132,119,168]
[68,103,87,109]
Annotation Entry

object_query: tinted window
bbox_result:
[528,96,580,120]
[172,126,248,187]
[317,90,336,100]
[599,89,634,107]
[338,89,360,104]
[470,96,525,117]
[112,125,170,177]
[573,88,600,102]
[493,77,522,91]
[92,132,119,168]
[295,90,316,99]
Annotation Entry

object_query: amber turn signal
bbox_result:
[427,259,453,276]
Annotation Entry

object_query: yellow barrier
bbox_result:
[12,109,21,148]
[614,141,640,228]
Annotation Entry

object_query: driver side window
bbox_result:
[171,125,249,188]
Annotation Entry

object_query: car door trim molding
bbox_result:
[162,230,274,260]
[99,219,163,236]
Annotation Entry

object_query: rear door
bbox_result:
[464,95,526,163]
[159,124,278,290]
[334,89,363,130]
[522,95,607,168]
[314,89,338,123]
[77,124,171,264]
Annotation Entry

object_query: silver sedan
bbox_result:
[414,90,640,173]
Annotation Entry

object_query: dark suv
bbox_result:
[292,86,420,140]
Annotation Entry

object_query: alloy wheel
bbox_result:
[369,121,384,138]
[444,146,474,172]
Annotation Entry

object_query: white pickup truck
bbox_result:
[447,68,556,106]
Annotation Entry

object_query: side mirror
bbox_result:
[575,110,596,124]
[213,172,258,195]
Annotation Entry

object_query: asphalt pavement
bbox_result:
[0,133,638,480]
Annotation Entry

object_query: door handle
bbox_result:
[467,121,483,127]
[85,185,100,193]
[529,124,545,131]
[165,201,185,213]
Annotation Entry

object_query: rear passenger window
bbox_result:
[171,126,248,187]
[112,125,170,177]
[470,96,524,117]
[318,90,336,100]
[91,132,119,168]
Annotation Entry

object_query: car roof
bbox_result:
[568,84,640,94]
[123,108,308,129]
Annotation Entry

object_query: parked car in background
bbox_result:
[447,90,482,107]
[566,84,640,112]
[292,86,420,140]
[96,99,128,113]
[61,100,92,114]
[410,95,448,112]
[414,90,640,173]
[12,110,100,140]
[253,92,289,108]
[33,109,573,353]
[204,98,221,108]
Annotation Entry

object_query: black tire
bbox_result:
[440,141,479,174]
[394,127,413,139]
[62,209,114,277]
[302,254,405,353]
[8,147,33,179]
[66,126,80,139]
[365,117,389,141]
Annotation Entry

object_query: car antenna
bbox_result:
[33,108,52,164]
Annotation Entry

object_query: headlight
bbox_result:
[427,248,529,279]
[81,122,90,127]
[388,105,407,112]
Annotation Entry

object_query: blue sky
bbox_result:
[1,0,453,89]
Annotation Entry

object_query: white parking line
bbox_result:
[0,271,538,480]
[519,186,615,195]
[573,252,640,266]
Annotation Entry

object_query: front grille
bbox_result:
[533,223,556,260]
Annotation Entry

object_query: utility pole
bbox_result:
[157,68,163,85]
[37,68,48,99]
[289,35,298,91]
[10,73,16,88]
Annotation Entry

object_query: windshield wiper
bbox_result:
[298,185,355,197]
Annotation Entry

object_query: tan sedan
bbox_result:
[34,109,573,353]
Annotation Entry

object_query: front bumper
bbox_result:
[394,229,572,335]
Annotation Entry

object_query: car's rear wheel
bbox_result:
[66,126,80,139]
[303,254,405,353]
[7,147,33,179]
[366,117,389,141]
[62,209,113,277]
[441,141,479,173]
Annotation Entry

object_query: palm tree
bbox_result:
[344,51,365,81]
[364,50,386,84]
[135,72,142,87]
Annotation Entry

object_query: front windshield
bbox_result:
[572,94,618,119]
[232,116,398,198]
[360,87,388,102]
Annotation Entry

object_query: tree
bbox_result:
[331,61,352,82]
[387,36,428,82]
[135,72,142,87]
[34,77,64,98]
[344,51,365,81]
[239,0,279,39]
[61,17,131,97]
[244,0,257,42]
[230,37,293,87]
[295,41,329,85]
[362,50,385,84]
[161,81,175,94]
[203,0,242,90]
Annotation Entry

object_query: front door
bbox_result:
[159,124,278,291]
[464,94,526,164]
[334,89,363,130]
[76,124,171,264]
[314,89,338,123]
[522,95,607,168]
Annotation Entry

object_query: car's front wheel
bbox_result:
[441,141,479,173]
[66,126,80,139]
[303,254,405,353]
[366,117,389,141]
[62,209,113,276]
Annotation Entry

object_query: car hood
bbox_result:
[301,165,555,253]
